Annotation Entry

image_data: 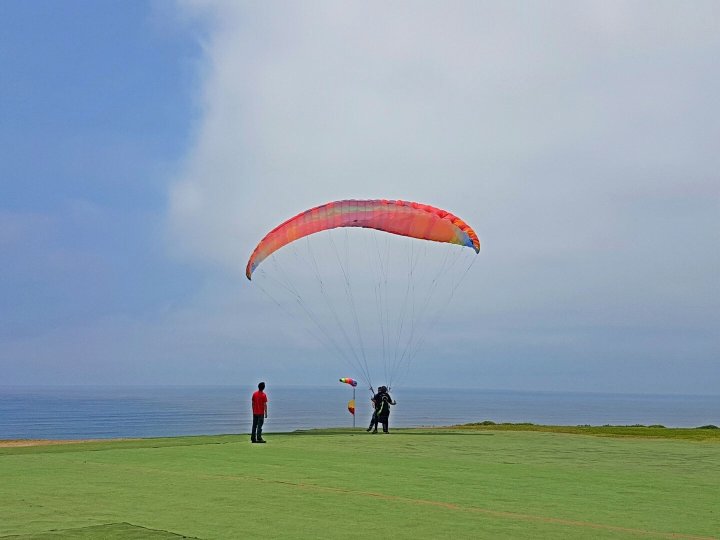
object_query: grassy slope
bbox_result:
[1,428,718,539]
[453,422,720,441]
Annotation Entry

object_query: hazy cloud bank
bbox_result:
[165,1,719,392]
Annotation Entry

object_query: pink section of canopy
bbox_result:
[246,199,480,279]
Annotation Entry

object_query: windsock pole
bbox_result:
[340,378,358,428]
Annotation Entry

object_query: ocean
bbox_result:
[1,386,718,440]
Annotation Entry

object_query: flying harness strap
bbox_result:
[376,394,388,416]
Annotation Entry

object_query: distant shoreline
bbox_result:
[0,438,127,448]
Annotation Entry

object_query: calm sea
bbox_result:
[1,386,718,440]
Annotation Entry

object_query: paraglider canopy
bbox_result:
[246,199,479,279]
[246,198,480,391]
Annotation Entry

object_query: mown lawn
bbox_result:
[1,427,718,539]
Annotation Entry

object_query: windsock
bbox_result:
[347,399,355,415]
[339,377,358,387]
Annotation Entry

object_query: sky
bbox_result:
[1,1,718,394]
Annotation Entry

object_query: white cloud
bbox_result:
[166,1,720,391]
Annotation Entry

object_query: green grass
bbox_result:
[0,523,199,539]
[1,428,718,539]
[452,422,720,441]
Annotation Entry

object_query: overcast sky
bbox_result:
[1,1,718,393]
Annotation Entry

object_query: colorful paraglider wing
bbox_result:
[246,199,480,279]
[339,377,358,387]
[347,399,355,415]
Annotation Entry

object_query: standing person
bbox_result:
[251,382,268,443]
[375,386,396,433]
[367,389,380,433]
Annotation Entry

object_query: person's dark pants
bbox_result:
[368,413,378,432]
[251,414,264,441]
[378,415,390,433]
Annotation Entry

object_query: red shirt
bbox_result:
[252,390,267,415]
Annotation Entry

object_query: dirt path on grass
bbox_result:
[273,478,717,540]
[79,458,717,540]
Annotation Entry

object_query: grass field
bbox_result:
[1,426,718,539]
